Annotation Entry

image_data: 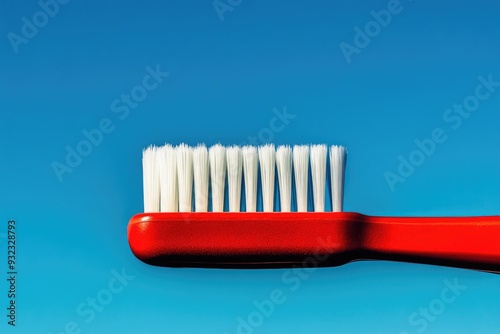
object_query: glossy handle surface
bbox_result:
[127,212,500,271]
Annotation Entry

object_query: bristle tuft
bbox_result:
[142,145,160,212]
[176,144,193,212]
[310,144,327,212]
[226,146,243,212]
[242,146,258,212]
[209,144,226,212]
[158,144,178,212]
[276,145,292,212]
[193,144,209,212]
[293,145,309,212]
[258,144,276,212]
[330,145,347,212]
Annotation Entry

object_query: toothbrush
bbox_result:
[128,143,500,272]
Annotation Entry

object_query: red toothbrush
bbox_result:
[128,143,500,272]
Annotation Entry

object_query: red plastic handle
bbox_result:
[127,212,500,271]
[363,215,500,272]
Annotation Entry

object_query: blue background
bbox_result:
[2,0,500,333]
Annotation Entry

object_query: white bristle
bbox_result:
[330,145,347,212]
[143,142,347,213]
[142,145,160,212]
[158,144,178,212]
[293,145,309,212]
[226,146,243,212]
[176,144,193,212]
[242,145,258,212]
[310,144,327,212]
[276,145,292,212]
[209,144,226,212]
[193,144,209,212]
[258,144,275,212]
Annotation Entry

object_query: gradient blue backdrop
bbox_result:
[1,0,500,333]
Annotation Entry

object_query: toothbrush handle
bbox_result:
[363,216,500,272]
[128,213,500,271]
